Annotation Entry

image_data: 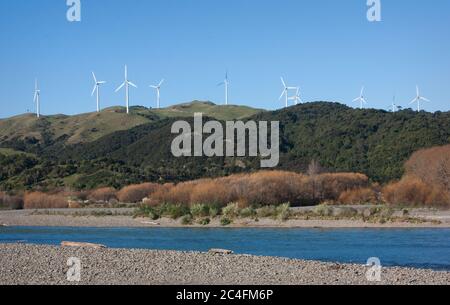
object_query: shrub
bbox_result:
[256,205,277,218]
[220,217,232,226]
[2,194,24,210]
[24,192,68,209]
[382,177,449,207]
[190,203,210,218]
[239,207,256,218]
[209,206,220,218]
[222,203,239,218]
[276,203,291,221]
[117,183,160,203]
[198,218,211,225]
[338,188,378,205]
[161,203,190,219]
[88,187,117,202]
[181,214,193,225]
[405,145,450,194]
[141,170,370,207]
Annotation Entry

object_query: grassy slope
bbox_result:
[0,101,263,145]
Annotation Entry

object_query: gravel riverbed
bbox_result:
[0,244,448,285]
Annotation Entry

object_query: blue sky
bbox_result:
[0,0,449,118]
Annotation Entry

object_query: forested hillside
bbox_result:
[1,102,449,190]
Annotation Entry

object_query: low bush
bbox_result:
[338,187,378,205]
[117,183,160,203]
[88,187,117,202]
[24,192,68,209]
[181,214,193,225]
[256,205,277,218]
[239,207,256,218]
[220,217,232,226]
[382,177,450,207]
[190,203,210,218]
[198,218,211,225]
[145,170,369,207]
[276,203,291,221]
[160,203,190,220]
[222,203,239,218]
[1,194,24,210]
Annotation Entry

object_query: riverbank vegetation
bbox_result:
[1,145,449,211]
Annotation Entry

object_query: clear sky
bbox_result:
[0,0,449,118]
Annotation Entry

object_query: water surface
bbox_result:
[1,227,449,270]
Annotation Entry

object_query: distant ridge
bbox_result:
[0,101,263,145]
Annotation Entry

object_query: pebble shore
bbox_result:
[0,244,448,285]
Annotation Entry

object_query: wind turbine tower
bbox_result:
[279,77,297,108]
[353,86,367,109]
[289,87,302,105]
[91,72,106,113]
[150,79,165,109]
[218,72,229,105]
[115,65,137,114]
[33,79,40,118]
[409,86,430,112]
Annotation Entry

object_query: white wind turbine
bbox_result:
[91,72,106,113]
[150,79,164,109]
[33,79,40,118]
[353,86,367,109]
[289,87,302,105]
[389,94,397,113]
[279,77,297,108]
[217,72,229,105]
[409,86,430,112]
[115,65,137,114]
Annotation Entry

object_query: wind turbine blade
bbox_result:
[409,98,418,104]
[353,97,360,103]
[159,79,165,86]
[150,85,158,89]
[279,90,286,101]
[91,85,97,96]
[98,81,106,84]
[416,85,420,97]
[125,65,128,79]
[128,81,137,88]
[360,86,365,96]
[115,82,125,92]
[92,72,97,83]
[421,97,430,102]
[280,77,286,88]
[33,92,37,102]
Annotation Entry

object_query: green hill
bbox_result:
[1,102,449,190]
[0,101,262,146]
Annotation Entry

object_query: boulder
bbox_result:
[61,241,106,249]
[208,248,234,255]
